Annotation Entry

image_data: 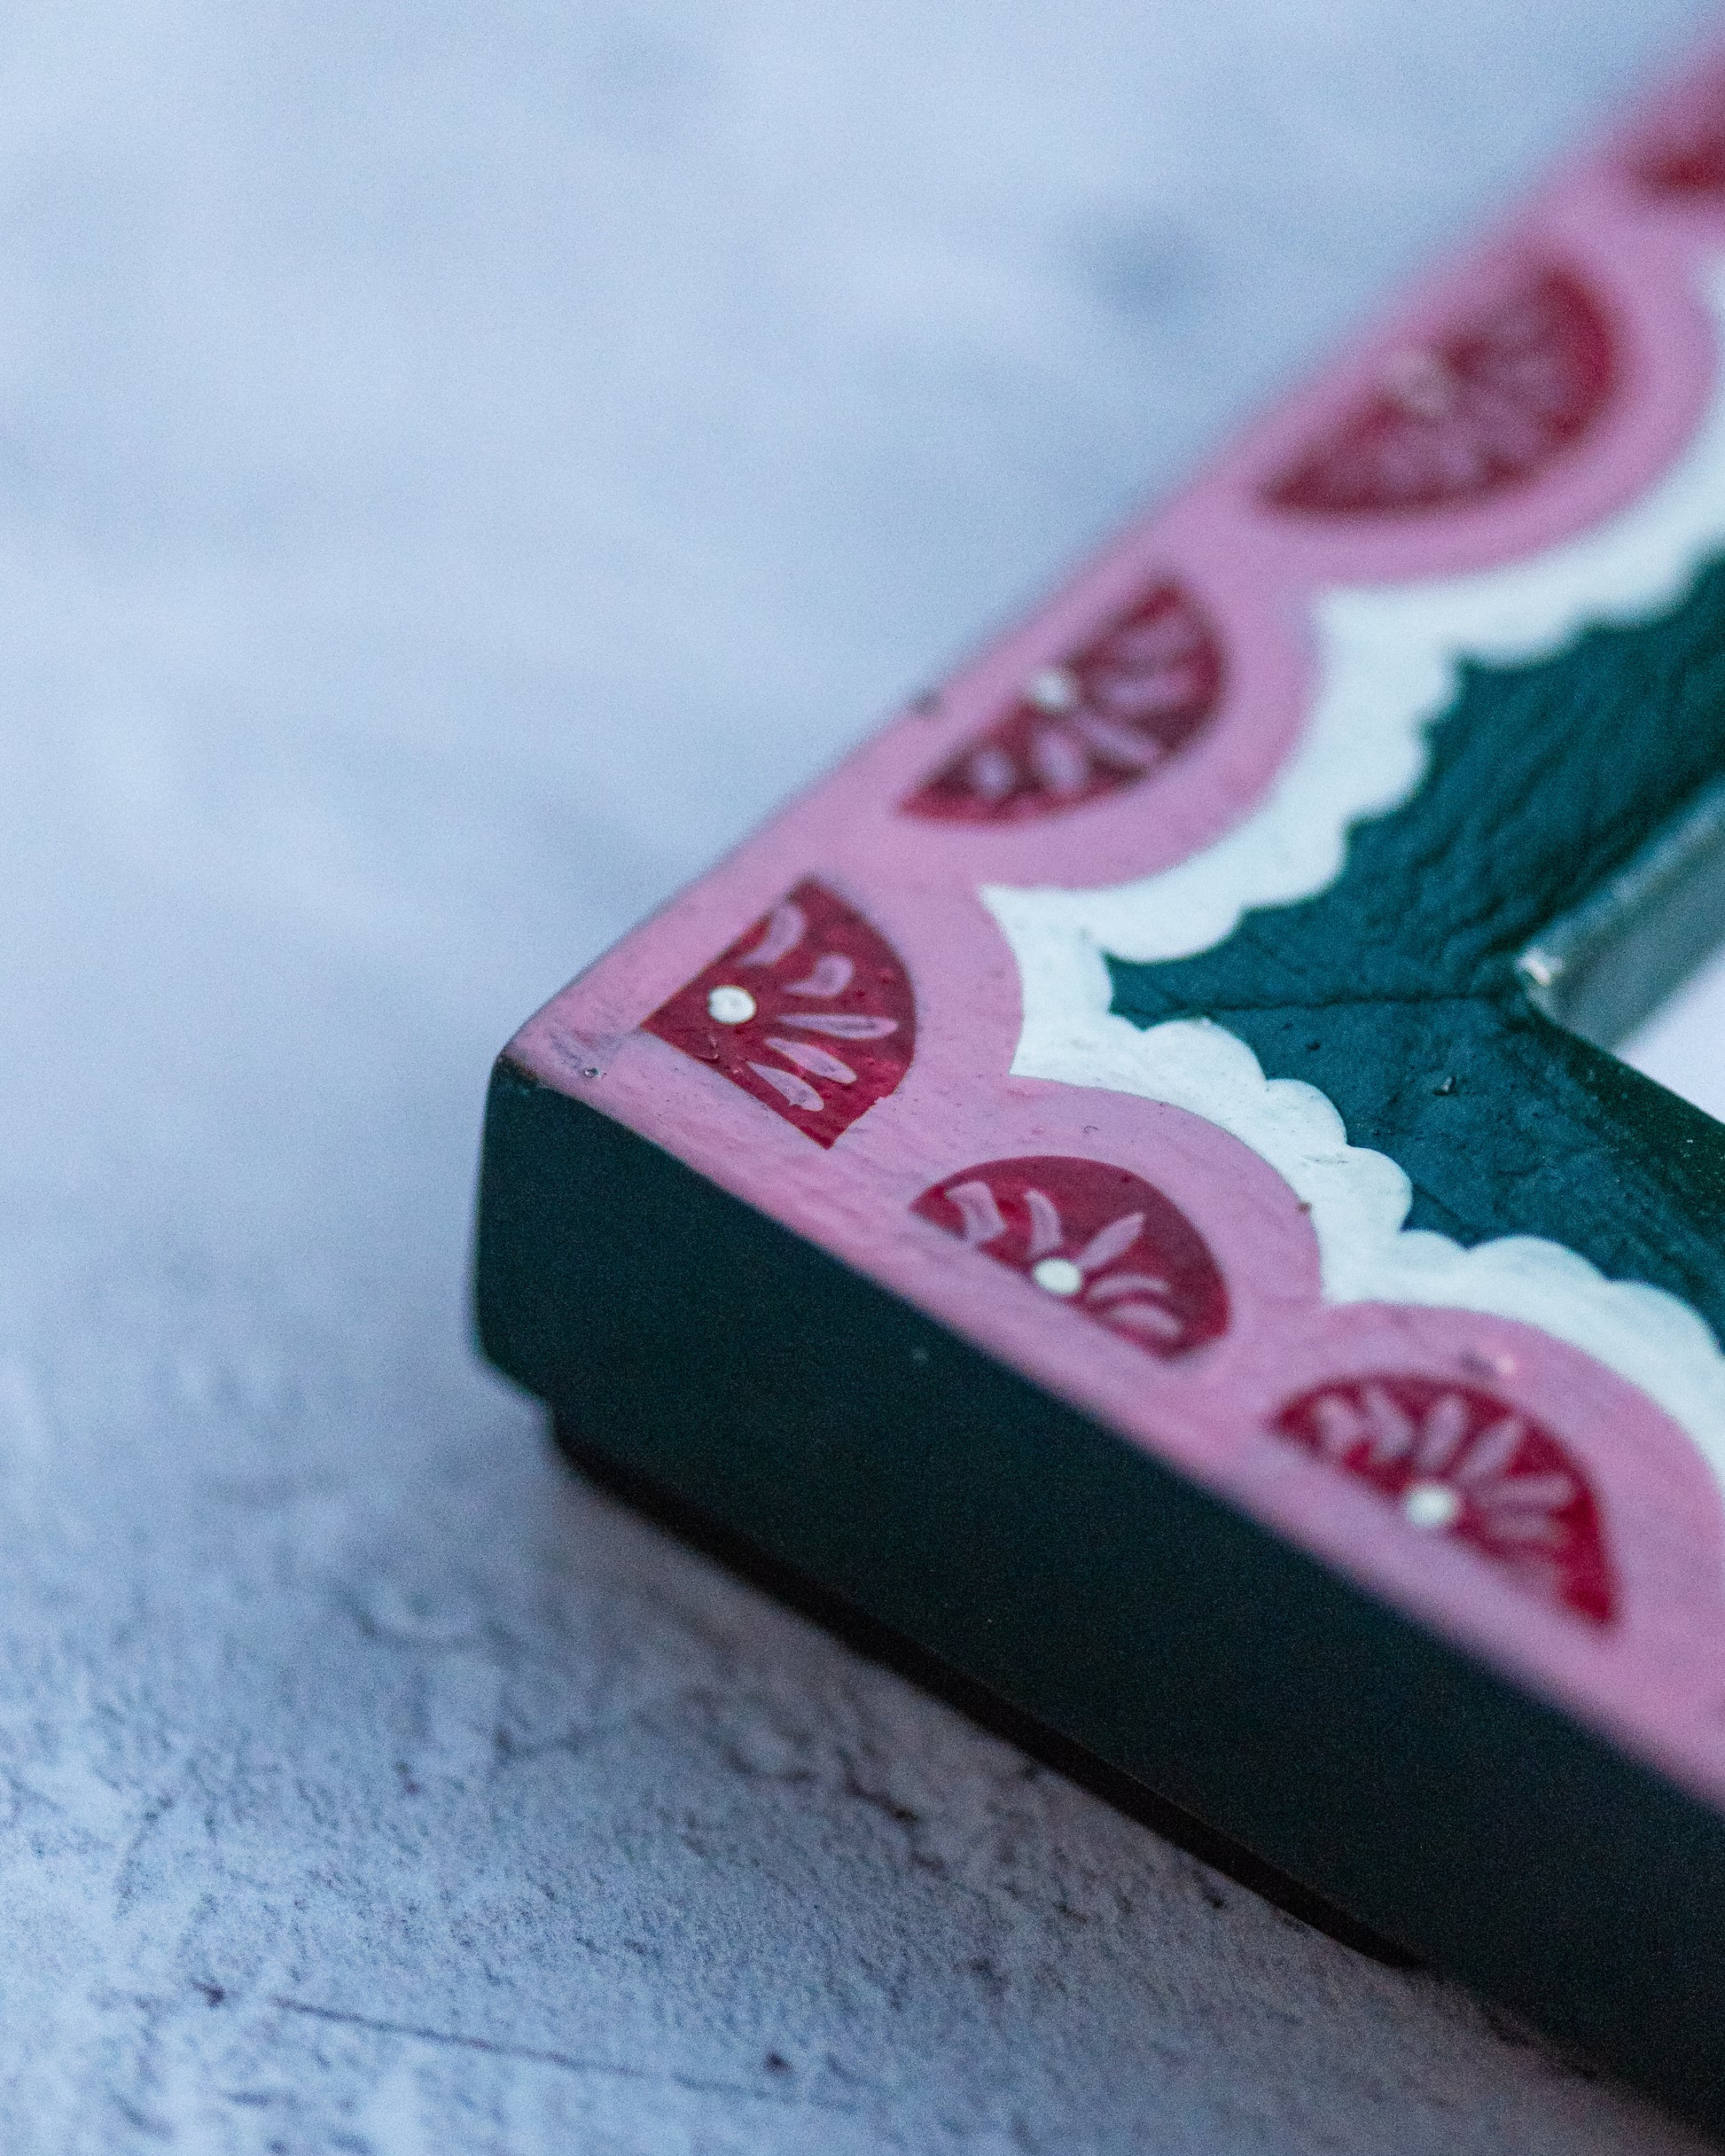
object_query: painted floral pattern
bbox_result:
[1273,1376,1617,1623]
[1632,68,1725,198]
[1264,269,1617,516]
[913,1155,1228,1357]
[643,880,915,1146]
[902,582,1222,824]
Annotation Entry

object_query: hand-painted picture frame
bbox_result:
[476,43,1725,2130]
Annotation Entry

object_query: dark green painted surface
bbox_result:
[475,559,1725,2127]
[1111,554,1725,1317]
[478,1058,1725,2132]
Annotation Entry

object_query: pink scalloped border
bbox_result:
[510,43,1725,1810]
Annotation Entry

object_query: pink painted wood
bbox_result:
[506,45,1725,1823]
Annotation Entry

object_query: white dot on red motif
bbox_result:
[1403,1480,1462,1531]
[1026,666,1079,714]
[1032,1257,1083,1297]
[706,985,757,1025]
[1383,348,1457,419]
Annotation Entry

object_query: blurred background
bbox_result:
[3,4,1723,2150]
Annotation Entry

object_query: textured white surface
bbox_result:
[1624,947,1725,1119]
[6,4,1725,2150]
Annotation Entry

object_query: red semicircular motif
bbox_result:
[1263,268,1618,517]
[1632,71,1725,197]
[913,1155,1229,1358]
[643,879,915,1147]
[902,582,1223,824]
[1273,1375,1617,1624]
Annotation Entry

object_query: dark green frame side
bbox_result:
[475,1055,1725,2132]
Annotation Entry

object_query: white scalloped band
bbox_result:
[985,262,1725,1489]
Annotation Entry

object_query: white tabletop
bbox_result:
[5,3,1723,2148]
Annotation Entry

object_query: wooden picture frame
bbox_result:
[477,43,1725,2129]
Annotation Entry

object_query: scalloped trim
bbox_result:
[985,262,1725,1488]
[987,261,1725,969]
